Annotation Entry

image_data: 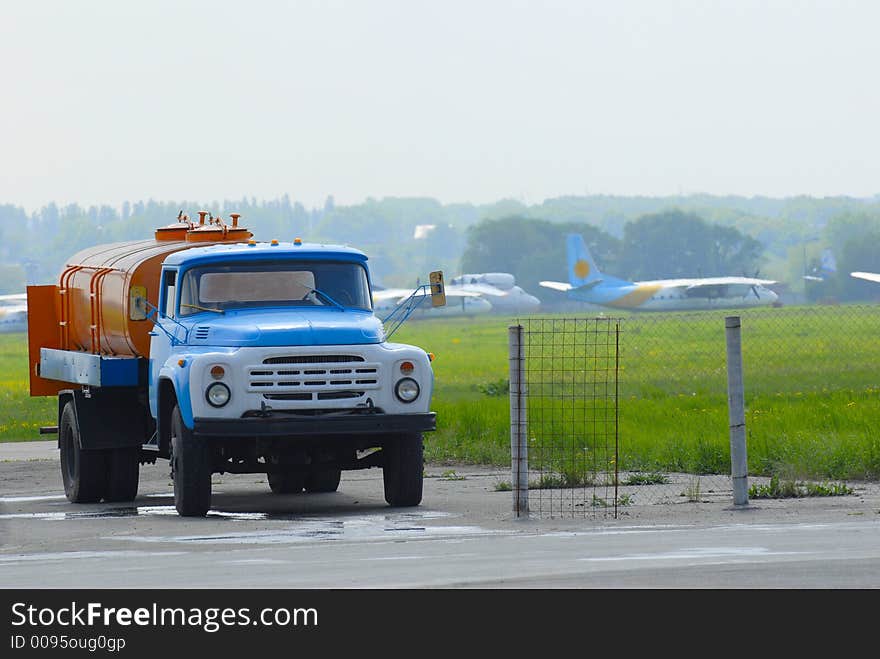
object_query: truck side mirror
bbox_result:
[429,271,446,307]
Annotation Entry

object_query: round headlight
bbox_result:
[206,382,231,407]
[395,377,420,403]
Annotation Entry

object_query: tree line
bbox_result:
[2,194,880,302]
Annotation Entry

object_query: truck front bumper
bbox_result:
[192,412,436,439]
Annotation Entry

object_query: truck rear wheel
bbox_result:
[104,447,140,502]
[383,432,424,507]
[59,401,106,503]
[266,454,306,494]
[305,468,341,493]
[171,405,212,517]
[268,471,306,494]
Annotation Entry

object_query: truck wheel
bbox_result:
[383,432,424,507]
[305,468,341,493]
[104,447,140,502]
[268,471,306,494]
[59,401,106,503]
[171,405,212,517]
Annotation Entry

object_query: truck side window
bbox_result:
[164,271,177,319]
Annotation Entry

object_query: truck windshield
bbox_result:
[178,261,372,316]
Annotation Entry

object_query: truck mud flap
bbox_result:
[61,388,148,450]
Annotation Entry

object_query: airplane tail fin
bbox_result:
[566,234,603,288]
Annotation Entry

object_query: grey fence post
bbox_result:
[508,324,528,518]
[725,315,749,506]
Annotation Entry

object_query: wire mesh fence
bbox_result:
[620,304,880,502]
[517,304,880,518]
[519,317,620,518]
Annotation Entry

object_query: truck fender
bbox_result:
[158,363,195,430]
[57,391,75,449]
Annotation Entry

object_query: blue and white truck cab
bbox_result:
[151,239,442,515]
[29,219,445,518]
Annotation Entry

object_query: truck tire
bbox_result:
[104,447,140,502]
[305,468,341,493]
[268,470,306,494]
[383,432,424,506]
[58,402,106,503]
[171,405,212,517]
[59,401,106,503]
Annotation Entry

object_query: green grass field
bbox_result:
[0,334,55,442]
[397,306,880,481]
[3,304,880,480]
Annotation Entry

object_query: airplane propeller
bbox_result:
[751,268,762,298]
[740,268,762,298]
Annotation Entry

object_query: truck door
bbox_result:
[148,268,178,419]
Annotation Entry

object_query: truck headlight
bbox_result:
[395,377,420,403]
[206,382,231,407]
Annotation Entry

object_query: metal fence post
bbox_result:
[508,324,528,518]
[725,316,749,506]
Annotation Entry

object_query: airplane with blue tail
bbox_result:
[539,234,779,311]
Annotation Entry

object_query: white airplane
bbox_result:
[372,286,492,319]
[448,273,541,313]
[540,234,779,311]
[0,293,28,333]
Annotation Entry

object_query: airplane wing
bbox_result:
[374,285,490,320]
[371,288,417,316]
[372,286,480,307]
[444,288,483,298]
[372,288,412,304]
[539,281,572,292]
[450,283,509,297]
[851,271,880,284]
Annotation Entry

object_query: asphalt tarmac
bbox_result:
[3,441,880,588]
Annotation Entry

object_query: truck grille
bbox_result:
[262,355,365,364]
[247,355,380,401]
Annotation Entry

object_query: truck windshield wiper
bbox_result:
[181,303,224,314]
[307,288,345,310]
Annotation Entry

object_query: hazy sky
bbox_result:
[2,0,879,212]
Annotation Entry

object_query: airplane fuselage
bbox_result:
[540,233,780,312]
[568,281,778,311]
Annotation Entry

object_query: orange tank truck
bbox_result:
[27,213,445,518]
[27,212,251,396]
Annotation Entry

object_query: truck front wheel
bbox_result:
[171,405,212,517]
[383,432,424,507]
[59,401,106,503]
